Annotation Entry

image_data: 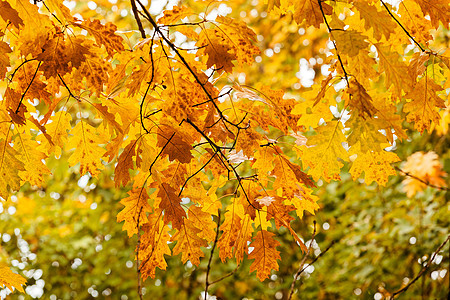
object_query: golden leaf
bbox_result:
[117,188,151,237]
[248,230,281,281]
[0,266,26,293]
[0,139,25,200]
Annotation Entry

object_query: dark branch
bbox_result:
[15,62,41,114]
[204,210,221,300]
[380,0,426,52]
[395,166,449,192]
[392,235,450,298]
[288,221,317,300]
[130,0,146,39]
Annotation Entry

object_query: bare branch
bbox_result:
[395,166,449,192]
[288,221,317,300]
[204,210,221,300]
[391,235,450,299]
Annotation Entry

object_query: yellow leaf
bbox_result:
[285,186,319,219]
[67,121,107,177]
[353,1,396,40]
[0,139,25,200]
[404,78,446,132]
[402,151,447,197]
[302,121,348,181]
[73,19,124,56]
[349,148,400,186]
[139,210,171,280]
[293,0,332,28]
[117,188,151,237]
[332,30,368,57]
[375,44,415,98]
[37,110,72,157]
[248,230,281,281]
[157,5,193,25]
[15,132,51,187]
[172,219,208,266]
[0,266,26,293]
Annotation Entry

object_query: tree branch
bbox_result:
[288,221,317,300]
[130,0,146,39]
[204,210,221,300]
[318,0,350,87]
[380,0,426,52]
[391,235,450,299]
[395,166,449,192]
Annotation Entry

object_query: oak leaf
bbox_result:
[0,266,26,293]
[156,183,186,229]
[67,121,107,177]
[117,188,151,237]
[172,218,208,266]
[0,0,23,28]
[0,139,25,199]
[248,230,281,281]
[139,211,171,280]
[73,19,124,56]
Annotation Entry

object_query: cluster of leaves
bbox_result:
[0,0,449,296]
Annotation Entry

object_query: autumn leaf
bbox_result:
[157,5,193,25]
[0,139,25,199]
[172,218,208,266]
[156,183,186,230]
[0,266,26,293]
[67,121,107,177]
[401,151,447,197]
[114,141,136,187]
[117,188,151,237]
[73,19,124,56]
[302,121,349,181]
[248,230,281,281]
[293,0,332,28]
[139,210,171,280]
[0,0,24,28]
[403,78,446,132]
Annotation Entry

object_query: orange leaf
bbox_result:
[117,188,151,237]
[172,219,208,266]
[157,183,186,229]
[0,0,23,28]
[248,230,281,281]
[114,141,136,187]
[139,211,171,280]
[0,266,26,293]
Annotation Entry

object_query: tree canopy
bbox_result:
[0,0,449,299]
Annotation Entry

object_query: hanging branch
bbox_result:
[288,221,317,300]
[15,61,41,114]
[380,0,426,53]
[130,0,146,39]
[318,0,350,87]
[395,166,449,192]
[204,210,221,300]
[391,235,450,299]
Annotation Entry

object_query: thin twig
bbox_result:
[205,210,221,300]
[395,166,449,192]
[136,205,144,300]
[391,235,450,299]
[15,61,41,114]
[288,221,317,300]
[380,0,425,52]
[130,0,146,39]
[318,0,350,87]
[295,240,336,278]
[209,264,240,285]
[148,132,175,174]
